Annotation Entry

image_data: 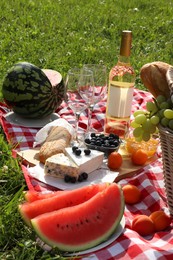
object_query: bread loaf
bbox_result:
[166,66,173,99]
[140,61,171,98]
[39,126,71,163]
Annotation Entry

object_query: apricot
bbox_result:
[149,211,171,231]
[132,215,155,236]
[122,184,141,204]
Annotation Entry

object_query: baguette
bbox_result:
[39,126,71,163]
[140,61,171,98]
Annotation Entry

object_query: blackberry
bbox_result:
[78,174,84,182]
[75,149,82,156]
[72,146,78,153]
[84,149,91,155]
[81,172,88,180]
[70,176,77,183]
[64,175,71,183]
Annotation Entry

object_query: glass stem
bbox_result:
[87,104,94,133]
[74,112,80,141]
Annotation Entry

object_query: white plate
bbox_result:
[4,111,59,128]
[37,215,125,256]
[27,162,119,190]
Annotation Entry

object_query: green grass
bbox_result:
[0,0,173,259]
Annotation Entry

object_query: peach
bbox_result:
[149,211,171,231]
[122,184,141,204]
[132,215,155,236]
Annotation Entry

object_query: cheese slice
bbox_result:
[44,153,79,178]
[65,147,104,174]
[44,148,104,179]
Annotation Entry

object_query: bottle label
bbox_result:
[107,80,134,118]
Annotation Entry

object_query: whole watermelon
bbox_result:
[2,62,65,119]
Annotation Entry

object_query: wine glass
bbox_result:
[65,68,92,145]
[82,64,107,134]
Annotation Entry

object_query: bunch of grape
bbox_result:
[131,95,173,142]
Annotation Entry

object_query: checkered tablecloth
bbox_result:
[1,88,173,260]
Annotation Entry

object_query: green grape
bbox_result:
[158,109,166,119]
[142,119,156,134]
[135,136,143,142]
[133,110,146,117]
[166,98,173,108]
[160,101,170,109]
[130,120,140,128]
[156,95,166,104]
[133,127,143,138]
[142,118,152,131]
[149,124,156,134]
[142,131,151,142]
[146,101,157,112]
[164,109,173,119]
[134,114,147,124]
[150,115,160,125]
[168,119,173,130]
[161,117,170,127]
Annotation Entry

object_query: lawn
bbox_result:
[0,0,173,259]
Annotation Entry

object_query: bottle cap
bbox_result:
[120,30,132,57]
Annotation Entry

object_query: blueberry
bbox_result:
[84,149,91,155]
[108,139,114,145]
[91,133,96,137]
[72,146,78,153]
[103,142,110,147]
[91,137,96,142]
[113,140,119,147]
[85,138,91,144]
[81,172,88,180]
[75,149,82,156]
[95,140,101,146]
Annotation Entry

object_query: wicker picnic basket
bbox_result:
[159,125,173,217]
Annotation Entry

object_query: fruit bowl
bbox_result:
[125,136,159,158]
[84,133,121,157]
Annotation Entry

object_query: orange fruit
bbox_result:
[107,151,123,170]
[131,149,148,166]
[122,184,141,204]
[149,211,171,231]
[132,215,155,236]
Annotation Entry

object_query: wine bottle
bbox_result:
[104,30,136,138]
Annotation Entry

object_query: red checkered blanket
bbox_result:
[1,88,173,260]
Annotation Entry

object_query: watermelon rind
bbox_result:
[2,62,65,119]
[31,183,124,252]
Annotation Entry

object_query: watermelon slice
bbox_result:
[19,183,108,226]
[31,183,124,252]
[24,190,62,203]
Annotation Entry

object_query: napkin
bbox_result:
[33,118,75,147]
